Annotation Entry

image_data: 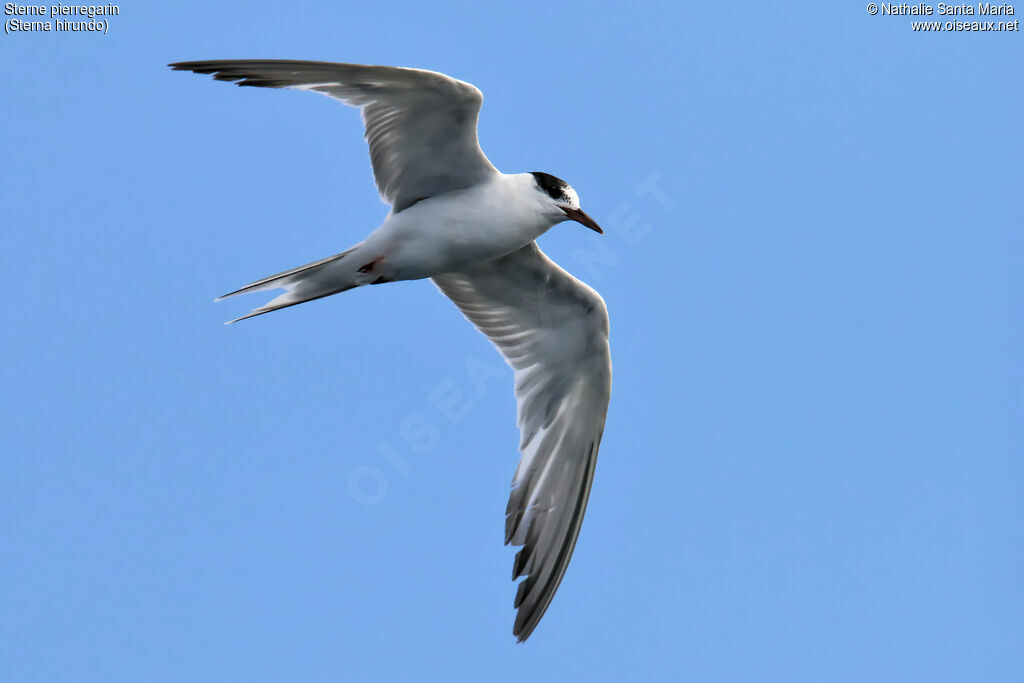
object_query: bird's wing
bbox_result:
[432,243,612,642]
[169,60,498,212]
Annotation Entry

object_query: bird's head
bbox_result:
[530,171,603,234]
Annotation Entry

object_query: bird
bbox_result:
[169,60,612,642]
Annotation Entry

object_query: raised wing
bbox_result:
[433,243,612,642]
[169,60,498,212]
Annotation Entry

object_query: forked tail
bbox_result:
[217,244,364,323]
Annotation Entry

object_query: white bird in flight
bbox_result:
[170,60,612,642]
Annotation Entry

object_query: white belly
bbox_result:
[364,175,557,281]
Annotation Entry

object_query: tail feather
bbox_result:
[224,284,358,324]
[219,244,365,324]
[216,246,359,301]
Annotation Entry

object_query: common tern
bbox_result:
[170,60,612,642]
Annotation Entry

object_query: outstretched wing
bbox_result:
[169,60,498,212]
[433,243,612,642]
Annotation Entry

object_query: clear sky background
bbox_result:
[2,2,1021,681]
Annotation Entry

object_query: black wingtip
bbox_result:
[167,61,292,89]
[513,576,536,610]
[512,546,533,580]
[168,62,220,75]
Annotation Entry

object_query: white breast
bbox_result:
[372,174,559,281]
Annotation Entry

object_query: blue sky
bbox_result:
[2,1,1021,681]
